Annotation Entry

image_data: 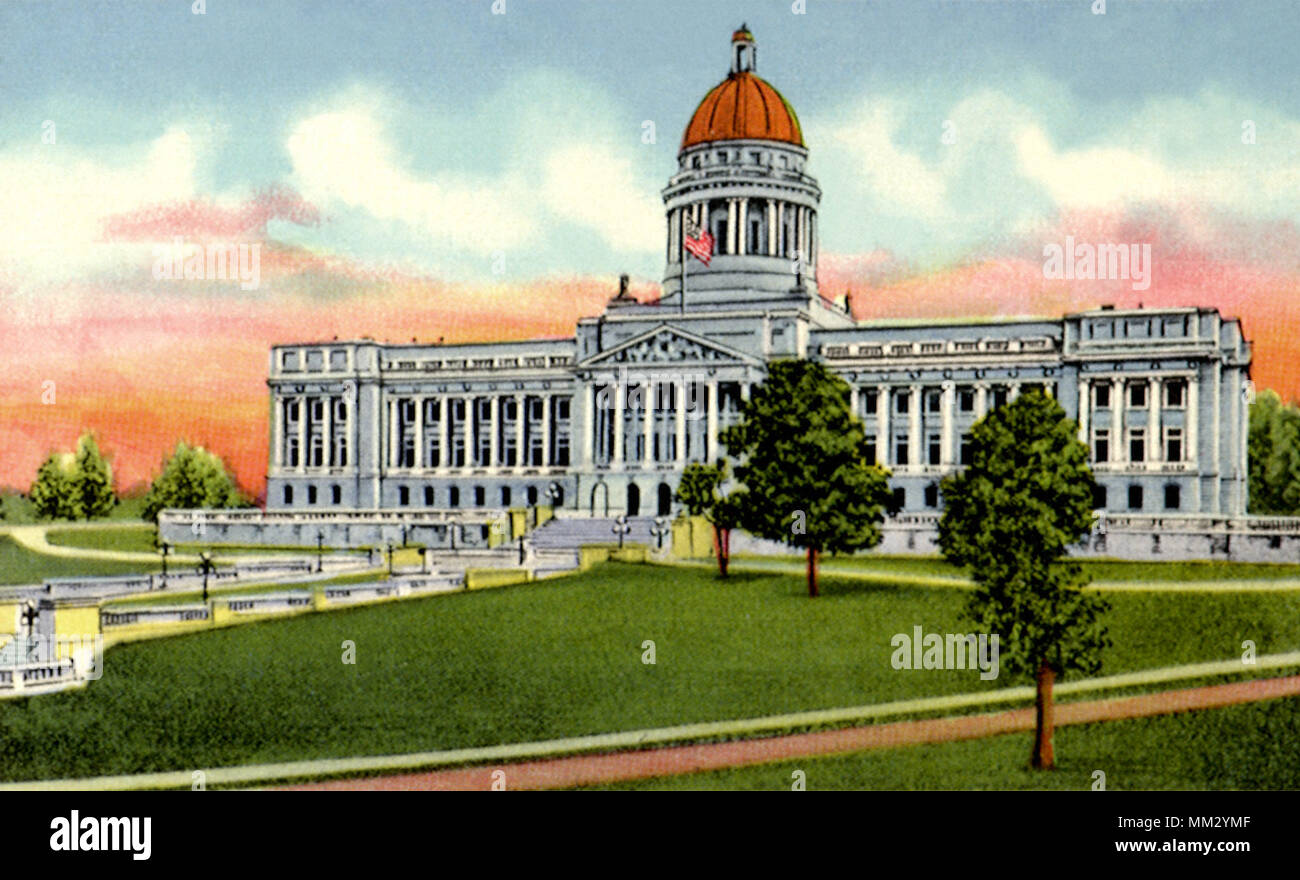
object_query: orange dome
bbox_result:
[681,71,804,150]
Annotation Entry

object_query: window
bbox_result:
[331,484,341,505]
[1164,484,1181,510]
[895,435,909,467]
[924,483,939,508]
[1165,380,1186,408]
[1129,382,1147,408]
[925,390,941,413]
[1165,427,1183,462]
[895,391,910,415]
[424,486,435,506]
[527,486,539,506]
[891,488,905,511]
[1128,485,1144,510]
[958,388,974,413]
[307,485,317,504]
[960,433,973,466]
[862,388,878,415]
[991,387,1008,409]
[283,485,293,504]
[928,432,941,465]
[1094,383,1111,409]
[474,486,486,507]
[864,434,877,464]
[1093,429,1110,464]
[449,487,460,507]
[1129,429,1146,464]
[1093,485,1107,509]
[398,486,410,506]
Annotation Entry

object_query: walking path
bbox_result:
[5,650,1297,791]
[285,673,1300,791]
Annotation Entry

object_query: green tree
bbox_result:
[675,460,742,577]
[74,433,116,518]
[719,360,893,597]
[1248,389,1300,515]
[142,442,248,521]
[938,389,1109,770]
[29,452,80,520]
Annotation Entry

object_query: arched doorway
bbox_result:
[590,481,608,516]
[657,482,673,516]
[627,483,641,516]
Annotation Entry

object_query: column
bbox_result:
[908,385,921,472]
[1077,378,1090,442]
[1186,375,1199,467]
[641,379,654,468]
[940,383,954,466]
[737,199,748,255]
[1009,382,1022,403]
[674,379,687,465]
[384,397,395,472]
[727,200,738,255]
[612,380,625,469]
[706,381,719,462]
[849,386,859,419]
[439,397,449,468]
[876,386,889,466]
[1149,377,1162,464]
[767,201,777,256]
[974,384,988,420]
[1114,380,1127,464]
[515,394,526,469]
[541,394,552,467]
[488,396,500,467]
[581,387,593,467]
[776,202,785,256]
[273,396,285,468]
[411,397,421,470]
[322,395,333,468]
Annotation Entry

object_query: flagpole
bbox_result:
[679,206,687,315]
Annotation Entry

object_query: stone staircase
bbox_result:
[529,516,663,550]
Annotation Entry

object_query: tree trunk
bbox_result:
[720,528,730,578]
[711,523,723,576]
[1031,663,1056,770]
[806,546,819,597]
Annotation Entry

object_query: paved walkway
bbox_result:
[5,524,204,564]
[285,674,1300,790]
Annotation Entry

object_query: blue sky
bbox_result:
[2,0,1298,283]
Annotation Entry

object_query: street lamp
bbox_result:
[386,541,395,576]
[611,514,631,550]
[197,552,215,604]
[650,516,671,551]
[159,540,171,589]
[545,481,563,518]
[315,530,325,573]
[20,601,38,661]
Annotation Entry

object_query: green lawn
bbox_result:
[0,562,1297,782]
[46,525,159,554]
[590,695,1300,790]
[0,536,161,585]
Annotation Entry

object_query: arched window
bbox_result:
[627,483,641,516]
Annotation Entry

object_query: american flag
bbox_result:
[683,215,714,266]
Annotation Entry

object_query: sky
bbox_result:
[1,0,1299,497]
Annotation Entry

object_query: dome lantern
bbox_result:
[732,23,756,73]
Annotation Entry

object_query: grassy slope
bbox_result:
[0,536,162,585]
[0,562,1297,781]
[591,695,1300,790]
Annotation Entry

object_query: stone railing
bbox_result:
[102,605,211,628]
[0,659,77,697]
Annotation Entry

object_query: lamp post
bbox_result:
[386,541,395,577]
[545,481,562,519]
[612,514,631,550]
[197,552,215,604]
[20,601,38,661]
[159,540,171,589]
[315,530,325,573]
[650,516,671,551]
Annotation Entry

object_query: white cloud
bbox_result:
[821,99,950,218]
[539,143,661,254]
[286,106,537,255]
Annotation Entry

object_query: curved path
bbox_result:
[284,674,1300,790]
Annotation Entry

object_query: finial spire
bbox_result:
[731,25,756,74]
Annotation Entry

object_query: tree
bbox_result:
[142,442,248,521]
[30,453,79,520]
[1248,389,1300,515]
[718,360,893,597]
[938,388,1110,770]
[74,433,116,518]
[675,460,743,577]
[28,432,117,520]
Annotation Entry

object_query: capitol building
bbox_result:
[263,28,1252,527]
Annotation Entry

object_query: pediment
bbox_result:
[579,324,758,367]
